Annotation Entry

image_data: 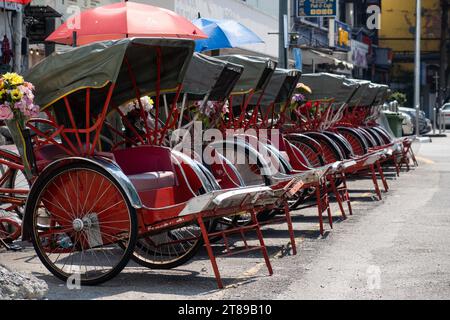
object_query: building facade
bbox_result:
[0,2,27,74]
[24,0,279,67]
[146,0,279,58]
[379,0,449,117]
[290,0,392,82]
[25,0,117,67]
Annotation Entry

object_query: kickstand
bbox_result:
[0,238,22,251]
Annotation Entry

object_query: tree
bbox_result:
[390,91,407,107]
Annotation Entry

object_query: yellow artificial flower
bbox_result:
[0,79,4,90]
[10,88,23,101]
[2,73,24,86]
[296,83,312,94]
[0,89,6,100]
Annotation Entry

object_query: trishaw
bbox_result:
[287,74,393,201]
[173,54,306,251]
[197,56,335,237]
[0,38,283,289]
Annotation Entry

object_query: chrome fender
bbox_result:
[21,156,142,241]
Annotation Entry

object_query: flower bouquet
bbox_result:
[190,100,230,128]
[0,72,39,179]
[117,96,155,144]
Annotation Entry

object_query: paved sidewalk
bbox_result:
[1,137,448,300]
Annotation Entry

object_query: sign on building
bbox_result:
[350,40,369,69]
[334,20,351,51]
[296,0,337,18]
[0,1,22,11]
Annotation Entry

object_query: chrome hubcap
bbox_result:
[72,219,84,232]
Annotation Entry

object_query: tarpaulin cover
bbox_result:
[25,37,195,112]
[182,53,244,101]
[253,68,302,106]
[301,73,358,105]
[215,55,277,94]
[372,84,390,106]
[357,82,382,107]
[347,79,371,107]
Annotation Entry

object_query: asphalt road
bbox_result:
[1,136,449,300]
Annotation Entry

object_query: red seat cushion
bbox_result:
[113,146,175,176]
[35,144,67,161]
[128,171,176,191]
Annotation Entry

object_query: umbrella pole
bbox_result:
[178,93,188,130]
[72,31,77,47]
[3,0,6,37]
[163,94,169,120]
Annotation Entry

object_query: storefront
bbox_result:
[0,1,26,73]
[350,39,369,78]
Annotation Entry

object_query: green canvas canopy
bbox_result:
[25,37,195,112]
[359,82,383,107]
[372,84,390,106]
[215,55,277,94]
[181,53,244,101]
[253,68,302,107]
[301,73,359,105]
[347,79,371,107]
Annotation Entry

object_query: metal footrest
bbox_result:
[197,210,273,289]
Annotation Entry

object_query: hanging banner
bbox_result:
[350,40,369,69]
[296,0,337,18]
[293,48,303,72]
[0,2,22,12]
[334,20,351,51]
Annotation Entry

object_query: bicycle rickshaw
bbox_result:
[283,74,392,201]
[171,54,307,252]
[0,38,285,289]
[191,56,335,237]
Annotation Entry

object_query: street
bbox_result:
[1,136,449,300]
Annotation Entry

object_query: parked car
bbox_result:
[399,107,431,134]
[438,103,450,127]
[399,111,414,136]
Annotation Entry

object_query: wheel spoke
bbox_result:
[32,167,135,284]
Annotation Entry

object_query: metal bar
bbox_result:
[124,56,151,144]
[154,47,162,143]
[159,84,183,145]
[414,0,422,137]
[90,84,116,154]
[86,88,91,149]
[63,96,84,153]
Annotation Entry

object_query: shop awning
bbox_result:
[302,48,353,70]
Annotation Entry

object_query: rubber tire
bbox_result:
[130,223,205,270]
[29,162,138,286]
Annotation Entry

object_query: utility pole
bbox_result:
[414,0,422,137]
[439,0,449,108]
[279,0,288,68]
[434,72,439,134]
[13,5,23,73]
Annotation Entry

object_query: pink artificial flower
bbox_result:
[222,101,230,114]
[29,104,40,117]
[0,104,13,120]
[23,82,35,90]
[200,101,215,117]
[14,99,28,113]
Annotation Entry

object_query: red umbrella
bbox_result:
[3,0,33,4]
[46,1,208,46]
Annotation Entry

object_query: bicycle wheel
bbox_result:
[28,162,138,286]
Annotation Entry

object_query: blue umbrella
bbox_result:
[192,18,264,52]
